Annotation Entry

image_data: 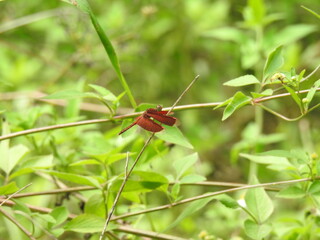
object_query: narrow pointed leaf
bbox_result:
[222,92,252,120]
[224,75,260,87]
[263,46,283,79]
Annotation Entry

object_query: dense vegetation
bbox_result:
[0,0,320,239]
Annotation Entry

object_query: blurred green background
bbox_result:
[0,0,320,238]
[1,0,319,184]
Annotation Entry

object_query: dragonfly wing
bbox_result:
[136,116,164,132]
[146,111,176,126]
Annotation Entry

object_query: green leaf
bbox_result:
[224,75,260,87]
[42,170,101,188]
[133,171,169,191]
[248,0,265,24]
[88,84,117,101]
[245,176,274,223]
[305,79,320,108]
[20,155,54,169]
[50,207,69,227]
[308,181,320,195]
[165,196,215,231]
[0,144,29,174]
[69,159,100,167]
[263,46,283,79]
[173,153,198,179]
[215,194,239,209]
[222,91,252,120]
[0,182,19,195]
[135,103,157,112]
[156,126,193,149]
[111,171,168,193]
[213,97,233,110]
[74,0,91,14]
[32,213,56,224]
[64,214,115,233]
[170,183,180,200]
[69,0,136,107]
[180,174,206,183]
[282,84,302,108]
[244,220,272,240]
[276,186,305,199]
[274,24,318,46]
[240,153,291,165]
[251,89,273,98]
[84,194,106,218]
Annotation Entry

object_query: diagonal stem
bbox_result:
[99,134,154,239]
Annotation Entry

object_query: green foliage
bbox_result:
[0,0,319,239]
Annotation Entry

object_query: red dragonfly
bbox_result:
[119,108,176,135]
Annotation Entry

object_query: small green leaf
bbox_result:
[305,79,320,108]
[88,84,117,101]
[170,183,180,200]
[283,84,302,108]
[69,159,100,167]
[134,171,168,191]
[0,182,19,195]
[42,171,101,188]
[308,181,320,195]
[263,46,283,79]
[244,220,272,240]
[157,126,193,149]
[245,176,274,223]
[251,89,273,98]
[64,214,113,233]
[224,75,260,87]
[173,153,198,179]
[84,194,106,218]
[180,174,206,183]
[165,196,215,231]
[214,97,232,110]
[240,153,291,166]
[222,91,252,120]
[0,144,29,174]
[215,194,239,209]
[50,207,69,227]
[276,186,305,199]
[135,103,157,112]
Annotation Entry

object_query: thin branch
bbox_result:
[111,177,315,221]
[0,183,32,207]
[100,75,199,239]
[0,177,313,219]
[301,64,320,83]
[256,104,304,121]
[0,103,218,142]
[99,134,154,240]
[5,180,278,199]
[114,225,186,240]
[0,208,36,240]
[168,75,200,114]
[10,185,95,198]
[0,87,319,142]
[253,88,320,104]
